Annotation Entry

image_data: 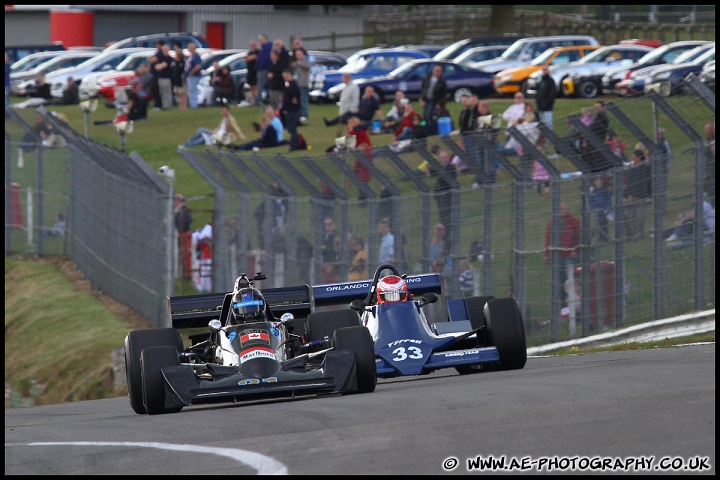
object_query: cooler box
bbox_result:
[437,117,452,135]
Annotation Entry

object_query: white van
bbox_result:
[471,35,600,74]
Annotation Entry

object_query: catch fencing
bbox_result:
[4,76,715,345]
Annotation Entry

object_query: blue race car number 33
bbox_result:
[392,346,423,361]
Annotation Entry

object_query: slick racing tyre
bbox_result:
[305,309,360,352]
[141,345,182,415]
[125,328,183,415]
[456,295,495,375]
[484,298,527,370]
[333,326,377,393]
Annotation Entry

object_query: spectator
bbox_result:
[199,61,222,106]
[267,49,285,110]
[171,42,186,110]
[233,116,279,151]
[43,213,66,237]
[174,193,193,278]
[184,42,203,109]
[93,89,147,125]
[273,39,291,71]
[458,258,474,297]
[149,41,163,110]
[535,65,556,129]
[255,34,273,105]
[345,116,373,200]
[320,216,338,283]
[394,112,429,145]
[324,73,359,127]
[357,86,384,130]
[377,217,395,265]
[473,99,500,188]
[60,77,79,105]
[262,106,286,145]
[348,234,369,281]
[381,92,407,133]
[420,64,447,136]
[704,122,715,205]
[589,176,612,244]
[592,100,610,141]
[607,130,627,160]
[665,197,715,246]
[281,69,302,151]
[429,223,446,262]
[434,147,456,248]
[501,92,526,138]
[292,46,311,122]
[623,149,652,241]
[544,202,581,307]
[391,103,417,141]
[432,97,453,132]
[213,65,235,106]
[130,62,153,103]
[524,102,540,123]
[458,91,479,133]
[533,159,550,196]
[193,223,213,292]
[179,106,246,148]
[244,40,260,106]
[32,73,53,102]
[155,42,173,110]
[656,127,672,194]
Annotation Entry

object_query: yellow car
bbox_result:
[493,45,601,96]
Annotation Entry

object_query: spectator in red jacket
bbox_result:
[544,202,581,307]
[346,116,373,201]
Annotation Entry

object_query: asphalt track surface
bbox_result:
[5,344,715,475]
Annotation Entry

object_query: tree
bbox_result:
[489,5,516,35]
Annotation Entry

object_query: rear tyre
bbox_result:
[484,298,527,370]
[124,328,183,414]
[578,80,599,99]
[333,326,377,393]
[305,309,360,350]
[141,345,182,415]
[455,295,495,375]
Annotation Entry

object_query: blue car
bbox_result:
[311,263,527,377]
[310,47,429,103]
[328,59,495,103]
[632,44,714,97]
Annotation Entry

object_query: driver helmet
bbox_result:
[376,275,409,304]
[231,287,266,323]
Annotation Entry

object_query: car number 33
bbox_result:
[392,346,423,361]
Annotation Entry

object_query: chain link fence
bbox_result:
[5,77,715,346]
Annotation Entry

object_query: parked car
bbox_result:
[9,49,72,74]
[617,43,715,97]
[644,46,715,97]
[525,44,654,99]
[44,48,157,99]
[104,32,210,51]
[432,36,525,61]
[493,44,601,96]
[79,50,156,100]
[311,47,429,103]
[11,51,99,97]
[698,60,715,92]
[453,45,511,67]
[470,35,600,75]
[198,48,247,71]
[601,40,711,96]
[327,59,495,104]
[6,43,66,66]
[196,50,248,104]
[393,44,448,58]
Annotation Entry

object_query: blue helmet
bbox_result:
[231,287,266,324]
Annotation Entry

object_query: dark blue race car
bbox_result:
[310,264,527,377]
[327,59,496,103]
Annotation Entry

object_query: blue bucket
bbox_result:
[437,116,452,135]
[372,119,382,134]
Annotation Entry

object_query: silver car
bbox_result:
[525,44,653,98]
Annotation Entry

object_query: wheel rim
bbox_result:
[580,82,597,98]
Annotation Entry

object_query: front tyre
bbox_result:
[141,345,182,415]
[484,298,527,370]
[333,326,377,393]
[453,87,473,103]
[124,328,183,414]
[578,80,599,99]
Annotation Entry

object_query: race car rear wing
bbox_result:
[169,284,313,330]
[312,273,442,308]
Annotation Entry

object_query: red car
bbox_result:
[96,71,141,103]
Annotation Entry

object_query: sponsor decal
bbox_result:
[270,327,280,338]
[240,329,270,346]
[239,347,276,363]
[440,349,482,358]
[228,331,236,342]
[324,282,371,292]
[237,376,279,386]
[387,338,422,348]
